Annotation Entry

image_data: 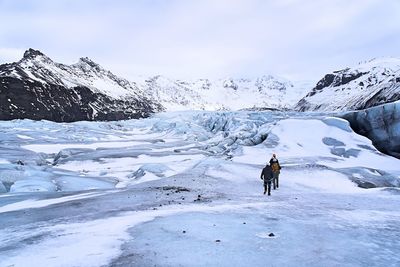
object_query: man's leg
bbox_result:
[272,173,277,189]
[267,181,271,195]
[264,184,267,194]
[276,172,279,188]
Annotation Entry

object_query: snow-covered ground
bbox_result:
[0,111,399,266]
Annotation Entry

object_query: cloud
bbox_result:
[0,0,399,81]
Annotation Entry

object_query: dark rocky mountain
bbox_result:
[0,49,162,122]
[295,58,400,111]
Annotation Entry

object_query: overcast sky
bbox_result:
[0,0,399,81]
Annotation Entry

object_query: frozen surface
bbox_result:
[342,101,400,159]
[0,111,399,267]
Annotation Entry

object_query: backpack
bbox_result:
[271,162,280,172]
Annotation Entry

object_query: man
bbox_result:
[260,164,274,195]
[269,154,281,189]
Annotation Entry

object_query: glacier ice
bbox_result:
[0,111,399,193]
[0,111,399,267]
[342,101,400,158]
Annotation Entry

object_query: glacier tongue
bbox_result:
[0,111,399,267]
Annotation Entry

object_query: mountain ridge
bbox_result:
[0,49,313,121]
[295,57,400,111]
[0,48,161,122]
[2,49,400,122]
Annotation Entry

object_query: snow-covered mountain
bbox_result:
[138,75,311,111]
[295,57,400,111]
[0,48,313,122]
[7,49,400,119]
[0,49,162,121]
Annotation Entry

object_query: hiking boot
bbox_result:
[268,193,271,196]
[263,190,266,195]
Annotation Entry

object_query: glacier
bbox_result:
[342,100,400,159]
[0,111,399,267]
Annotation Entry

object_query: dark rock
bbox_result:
[360,90,400,110]
[303,70,367,102]
[215,240,221,242]
[268,233,275,237]
[315,74,335,90]
[333,71,367,86]
[0,77,157,122]
[23,48,46,59]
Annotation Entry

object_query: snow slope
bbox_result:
[139,75,312,111]
[0,111,399,266]
[295,57,400,111]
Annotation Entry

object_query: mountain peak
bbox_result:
[77,57,102,70]
[23,48,47,59]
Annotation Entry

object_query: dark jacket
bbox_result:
[261,165,274,183]
[269,158,281,172]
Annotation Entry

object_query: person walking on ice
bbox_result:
[269,153,281,189]
[260,163,274,195]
